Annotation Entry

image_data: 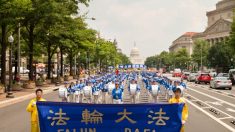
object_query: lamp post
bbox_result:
[200,44,203,72]
[56,48,60,85]
[78,52,81,77]
[6,35,14,98]
[231,58,234,69]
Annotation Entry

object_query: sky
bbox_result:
[80,0,219,60]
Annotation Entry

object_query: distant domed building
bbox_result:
[129,43,144,65]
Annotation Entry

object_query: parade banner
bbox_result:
[37,102,184,132]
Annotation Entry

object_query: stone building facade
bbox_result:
[169,32,197,56]
[170,0,235,54]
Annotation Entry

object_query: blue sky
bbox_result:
[80,0,219,59]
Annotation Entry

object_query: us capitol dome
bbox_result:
[129,44,144,65]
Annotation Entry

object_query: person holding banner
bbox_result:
[169,87,189,132]
[26,89,46,132]
[112,82,123,104]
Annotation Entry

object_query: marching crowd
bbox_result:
[27,70,188,132]
[58,71,188,104]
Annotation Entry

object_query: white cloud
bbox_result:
[81,0,218,59]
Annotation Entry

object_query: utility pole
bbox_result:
[17,23,21,77]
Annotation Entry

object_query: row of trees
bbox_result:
[0,0,130,86]
[145,38,235,72]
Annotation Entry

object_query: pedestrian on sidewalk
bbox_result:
[26,89,46,132]
[169,88,188,132]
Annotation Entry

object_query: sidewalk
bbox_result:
[0,79,77,108]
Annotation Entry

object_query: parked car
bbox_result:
[229,69,235,85]
[12,67,30,74]
[187,73,198,82]
[181,72,190,80]
[173,68,182,77]
[210,77,232,90]
[217,73,229,77]
[195,73,211,84]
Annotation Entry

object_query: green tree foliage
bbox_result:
[191,39,210,67]
[0,0,130,84]
[207,41,233,72]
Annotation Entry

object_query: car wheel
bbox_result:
[229,88,232,90]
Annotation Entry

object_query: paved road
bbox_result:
[0,78,235,132]
[0,91,59,132]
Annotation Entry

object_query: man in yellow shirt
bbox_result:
[26,89,46,132]
[169,87,188,132]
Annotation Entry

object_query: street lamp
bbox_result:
[6,35,14,98]
[200,44,203,72]
[56,48,60,86]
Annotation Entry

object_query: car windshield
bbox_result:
[202,74,209,77]
[216,77,229,81]
[217,73,229,77]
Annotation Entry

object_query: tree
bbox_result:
[0,0,29,85]
[174,48,190,70]
[207,41,233,72]
[191,39,210,70]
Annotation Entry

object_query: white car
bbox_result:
[12,67,30,74]
[210,77,232,90]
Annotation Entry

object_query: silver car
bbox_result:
[210,77,232,90]
[187,73,197,82]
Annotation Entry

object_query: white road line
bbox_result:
[219,117,233,120]
[185,93,234,119]
[185,98,235,132]
[188,87,235,108]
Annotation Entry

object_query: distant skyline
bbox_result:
[81,0,219,59]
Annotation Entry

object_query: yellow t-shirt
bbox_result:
[26,98,46,122]
[169,97,188,121]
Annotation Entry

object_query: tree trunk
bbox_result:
[28,23,34,81]
[60,48,63,77]
[47,42,52,79]
[1,24,7,86]
[69,54,73,76]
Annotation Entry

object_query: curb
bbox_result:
[0,86,62,108]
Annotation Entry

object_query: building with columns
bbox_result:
[169,32,197,56]
[170,0,235,54]
[193,0,234,45]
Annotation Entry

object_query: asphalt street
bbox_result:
[0,78,235,132]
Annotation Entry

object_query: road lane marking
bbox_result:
[226,108,235,113]
[205,101,223,106]
[188,87,235,108]
[185,97,235,132]
[185,93,234,119]
[219,117,233,120]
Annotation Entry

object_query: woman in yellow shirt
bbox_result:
[169,87,188,132]
[26,89,46,132]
